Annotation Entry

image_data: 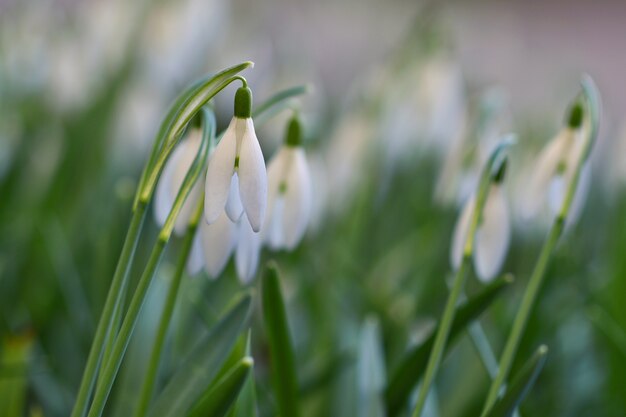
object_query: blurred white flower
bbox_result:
[154,129,204,235]
[199,212,238,278]
[186,234,205,276]
[265,117,312,250]
[451,183,510,282]
[235,215,263,284]
[204,87,267,232]
[522,104,589,225]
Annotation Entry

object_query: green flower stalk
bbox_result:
[85,106,212,417]
[132,108,215,417]
[70,63,253,417]
[480,76,601,416]
[412,138,515,417]
[132,87,308,417]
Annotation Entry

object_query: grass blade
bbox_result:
[486,345,548,417]
[262,262,300,417]
[385,274,514,417]
[147,294,252,417]
[187,357,254,417]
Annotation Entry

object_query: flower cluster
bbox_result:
[155,85,312,283]
[450,101,590,282]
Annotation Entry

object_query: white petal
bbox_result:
[174,130,204,234]
[186,234,204,276]
[474,186,510,282]
[267,196,285,249]
[225,172,244,222]
[237,118,267,232]
[264,147,290,247]
[200,212,237,278]
[154,151,176,228]
[235,216,262,284]
[266,147,289,205]
[522,129,571,218]
[204,118,237,224]
[450,195,474,271]
[281,148,312,249]
[548,174,566,215]
[155,130,203,234]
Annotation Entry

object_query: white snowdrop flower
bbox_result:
[265,116,313,250]
[186,235,205,276]
[154,128,204,235]
[451,164,510,282]
[522,102,588,225]
[235,215,263,284]
[204,86,267,232]
[199,211,238,278]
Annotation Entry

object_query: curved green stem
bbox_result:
[480,217,564,416]
[70,203,147,417]
[481,77,600,415]
[411,140,513,417]
[411,256,470,417]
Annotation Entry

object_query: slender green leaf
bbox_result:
[385,274,514,417]
[147,294,252,417]
[262,262,300,417]
[229,331,258,417]
[486,345,548,417]
[187,357,254,417]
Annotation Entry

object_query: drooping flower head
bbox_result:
[265,114,313,250]
[204,84,267,232]
[522,102,589,225]
[451,159,510,282]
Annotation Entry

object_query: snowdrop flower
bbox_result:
[522,102,589,225]
[265,115,313,250]
[204,85,267,232]
[235,215,263,284]
[451,162,510,282]
[199,212,238,278]
[154,128,204,235]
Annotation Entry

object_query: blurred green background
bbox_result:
[1,0,626,416]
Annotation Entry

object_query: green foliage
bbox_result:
[261,263,301,417]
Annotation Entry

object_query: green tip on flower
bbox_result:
[234,86,253,118]
[285,115,303,147]
[492,158,508,184]
[566,101,584,129]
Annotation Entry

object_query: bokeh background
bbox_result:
[1,0,626,416]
